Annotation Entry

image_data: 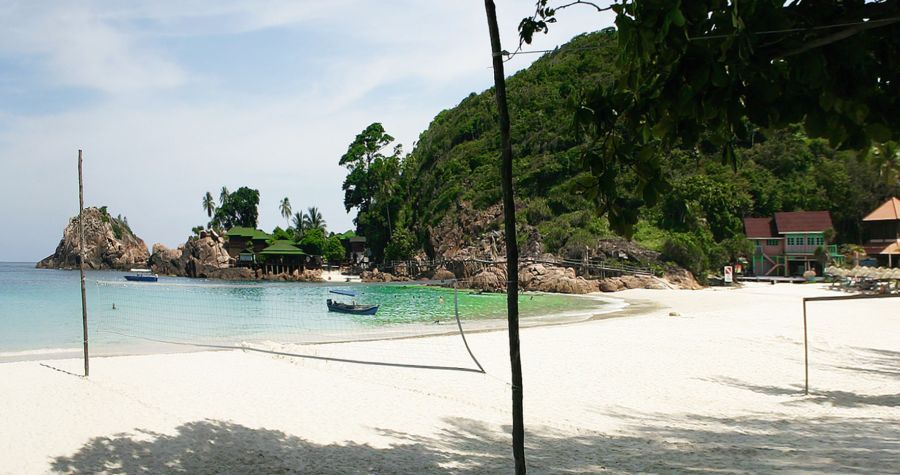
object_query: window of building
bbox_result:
[766,239,779,246]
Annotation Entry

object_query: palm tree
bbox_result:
[219,186,230,205]
[202,191,216,218]
[303,207,326,232]
[291,211,306,239]
[279,197,292,227]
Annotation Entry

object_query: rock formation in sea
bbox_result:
[37,207,150,270]
[149,230,232,278]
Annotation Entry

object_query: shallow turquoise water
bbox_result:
[0,262,609,360]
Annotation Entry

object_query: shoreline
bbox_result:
[0,289,639,365]
[2,283,898,473]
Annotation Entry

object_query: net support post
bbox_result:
[78,149,90,377]
[802,298,808,395]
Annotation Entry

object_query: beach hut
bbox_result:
[862,197,900,267]
[258,240,307,275]
[225,227,272,259]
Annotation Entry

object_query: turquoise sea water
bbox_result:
[0,262,612,362]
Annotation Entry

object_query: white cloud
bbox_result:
[0,0,614,261]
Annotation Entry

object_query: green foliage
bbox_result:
[202,192,216,218]
[271,226,292,241]
[303,207,326,233]
[339,123,405,260]
[279,198,292,224]
[384,226,417,261]
[661,232,710,278]
[323,236,346,262]
[110,221,123,240]
[191,225,204,237]
[210,187,259,229]
[298,228,326,256]
[519,0,900,236]
[335,29,897,278]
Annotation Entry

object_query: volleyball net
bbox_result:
[92,280,484,372]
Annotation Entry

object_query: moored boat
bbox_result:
[326,289,378,315]
[123,269,158,282]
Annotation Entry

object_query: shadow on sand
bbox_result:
[51,411,900,474]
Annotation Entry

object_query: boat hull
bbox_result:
[326,300,379,315]
[124,275,158,282]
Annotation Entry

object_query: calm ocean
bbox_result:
[0,262,611,363]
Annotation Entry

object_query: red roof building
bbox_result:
[862,197,900,267]
[743,211,842,276]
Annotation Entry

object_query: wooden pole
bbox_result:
[483,1,525,473]
[802,299,808,395]
[78,149,90,377]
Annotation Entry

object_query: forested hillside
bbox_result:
[342,31,899,277]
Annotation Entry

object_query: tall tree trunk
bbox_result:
[483,2,525,473]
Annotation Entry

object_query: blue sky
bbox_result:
[0,1,613,261]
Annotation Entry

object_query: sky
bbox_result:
[0,1,614,262]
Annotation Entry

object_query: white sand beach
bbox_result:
[1,283,898,474]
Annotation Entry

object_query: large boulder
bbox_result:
[148,230,233,278]
[597,275,667,292]
[433,268,456,281]
[518,264,599,294]
[37,207,149,270]
[148,243,185,276]
[664,268,703,290]
[470,266,508,293]
[181,233,233,278]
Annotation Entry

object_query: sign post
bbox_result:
[724,265,734,284]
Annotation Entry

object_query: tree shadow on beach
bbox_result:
[831,347,900,380]
[50,420,445,474]
[705,375,900,408]
[51,413,900,474]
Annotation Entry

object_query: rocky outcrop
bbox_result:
[149,243,185,276]
[663,268,703,290]
[361,269,405,283]
[470,266,508,293]
[255,269,323,282]
[37,207,149,270]
[466,263,600,294]
[182,232,232,278]
[518,263,600,294]
[149,230,233,278]
[598,275,666,292]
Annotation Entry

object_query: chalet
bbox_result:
[744,211,843,276]
[862,196,900,267]
[342,236,369,265]
[259,240,307,274]
[224,227,271,263]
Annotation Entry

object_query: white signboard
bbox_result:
[724,266,734,284]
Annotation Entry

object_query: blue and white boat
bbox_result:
[123,269,158,282]
[326,289,379,315]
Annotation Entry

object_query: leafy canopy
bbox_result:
[520,0,900,235]
[210,186,260,229]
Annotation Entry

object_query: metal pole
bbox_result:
[802,298,808,395]
[78,150,90,377]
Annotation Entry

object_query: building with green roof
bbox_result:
[259,240,307,274]
[224,227,272,260]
